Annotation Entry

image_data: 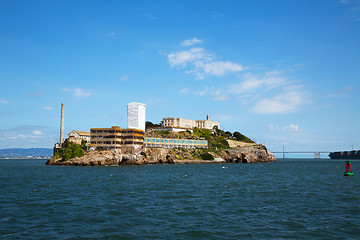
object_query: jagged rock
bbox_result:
[46,144,276,166]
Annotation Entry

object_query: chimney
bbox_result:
[60,103,64,143]
[206,114,210,120]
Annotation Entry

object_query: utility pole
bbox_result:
[283,145,285,159]
[60,103,64,144]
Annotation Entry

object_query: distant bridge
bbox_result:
[271,151,331,159]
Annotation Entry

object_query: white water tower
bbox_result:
[127,102,146,131]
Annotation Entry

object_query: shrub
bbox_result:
[200,152,214,160]
[54,140,87,161]
[233,131,254,143]
[140,151,147,158]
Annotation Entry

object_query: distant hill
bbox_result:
[0,148,53,158]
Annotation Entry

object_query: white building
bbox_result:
[127,102,146,131]
[163,115,220,130]
[68,130,90,144]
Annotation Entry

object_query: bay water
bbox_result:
[1,159,359,239]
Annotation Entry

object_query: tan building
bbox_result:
[163,118,196,129]
[90,126,144,153]
[163,115,220,130]
[68,130,90,144]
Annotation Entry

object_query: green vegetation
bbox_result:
[145,121,163,129]
[140,151,147,158]
[54,140,87,161]
[233,131,254,143]
[193,128,230,150]
[199,151,214,160]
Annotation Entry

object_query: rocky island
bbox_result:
[46,128,276,166]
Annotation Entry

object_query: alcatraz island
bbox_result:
[46,102,276,166]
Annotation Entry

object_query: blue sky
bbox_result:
[1,0,359,156]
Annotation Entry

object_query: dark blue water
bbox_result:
[1,159,359,239]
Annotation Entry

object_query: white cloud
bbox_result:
[230,71,287,95]
[167,47,244,79]
[0,99,8,104]
[43,106,53,111]
[0,126,55,148]
[179,88,188,94]
[203,61,243,76]
[120,75,129,81]
[32,130,43,135]
[213,114,232,120]
[327,86,354,98]
[288,123,300,132]
[142,14,156,20]
[212,94,229,101]
[182,38,203,46]
[269,123,302,132]
[110,32,115,36]
[63,88,91,98]
[253,86,307,114]
[211,90,229,101]
[168,48,213,67]
[193,86,209,96]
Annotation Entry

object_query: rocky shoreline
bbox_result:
[46,144,276,166]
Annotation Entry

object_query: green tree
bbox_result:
[233,131,254,143]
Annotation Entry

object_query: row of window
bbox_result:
[91,136,144,140]
[90,130,144,135]
[145,138,207,145]
[91,141,144,145]
[144,144,207,149]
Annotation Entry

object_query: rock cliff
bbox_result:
[46,144,276,166]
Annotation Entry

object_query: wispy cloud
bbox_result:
[110,32,115,36]
[182,38,203,46]
[230,71,287,95]
[43,106,53,111]
[327,86,354,98]
[252,86,308,114]
[167,42,244,79]
[142,14,156,20]
[269,123,303,132]
[0,99,8,104]
[62,88,91,98]
[213,114,232,120]
[194,86,209,96]
[203,61,244,76]
[120,75,129,81]
[179,88,188,94]
[32,130,43,135]
[0,126,54,148]
[26,91,43,97]
[168,48,213,67]
[211,90,229,101]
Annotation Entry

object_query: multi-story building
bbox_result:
[162,115,220,130]
[127,102,146,132]
[90,126,145,153]
[68,130,90,144]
